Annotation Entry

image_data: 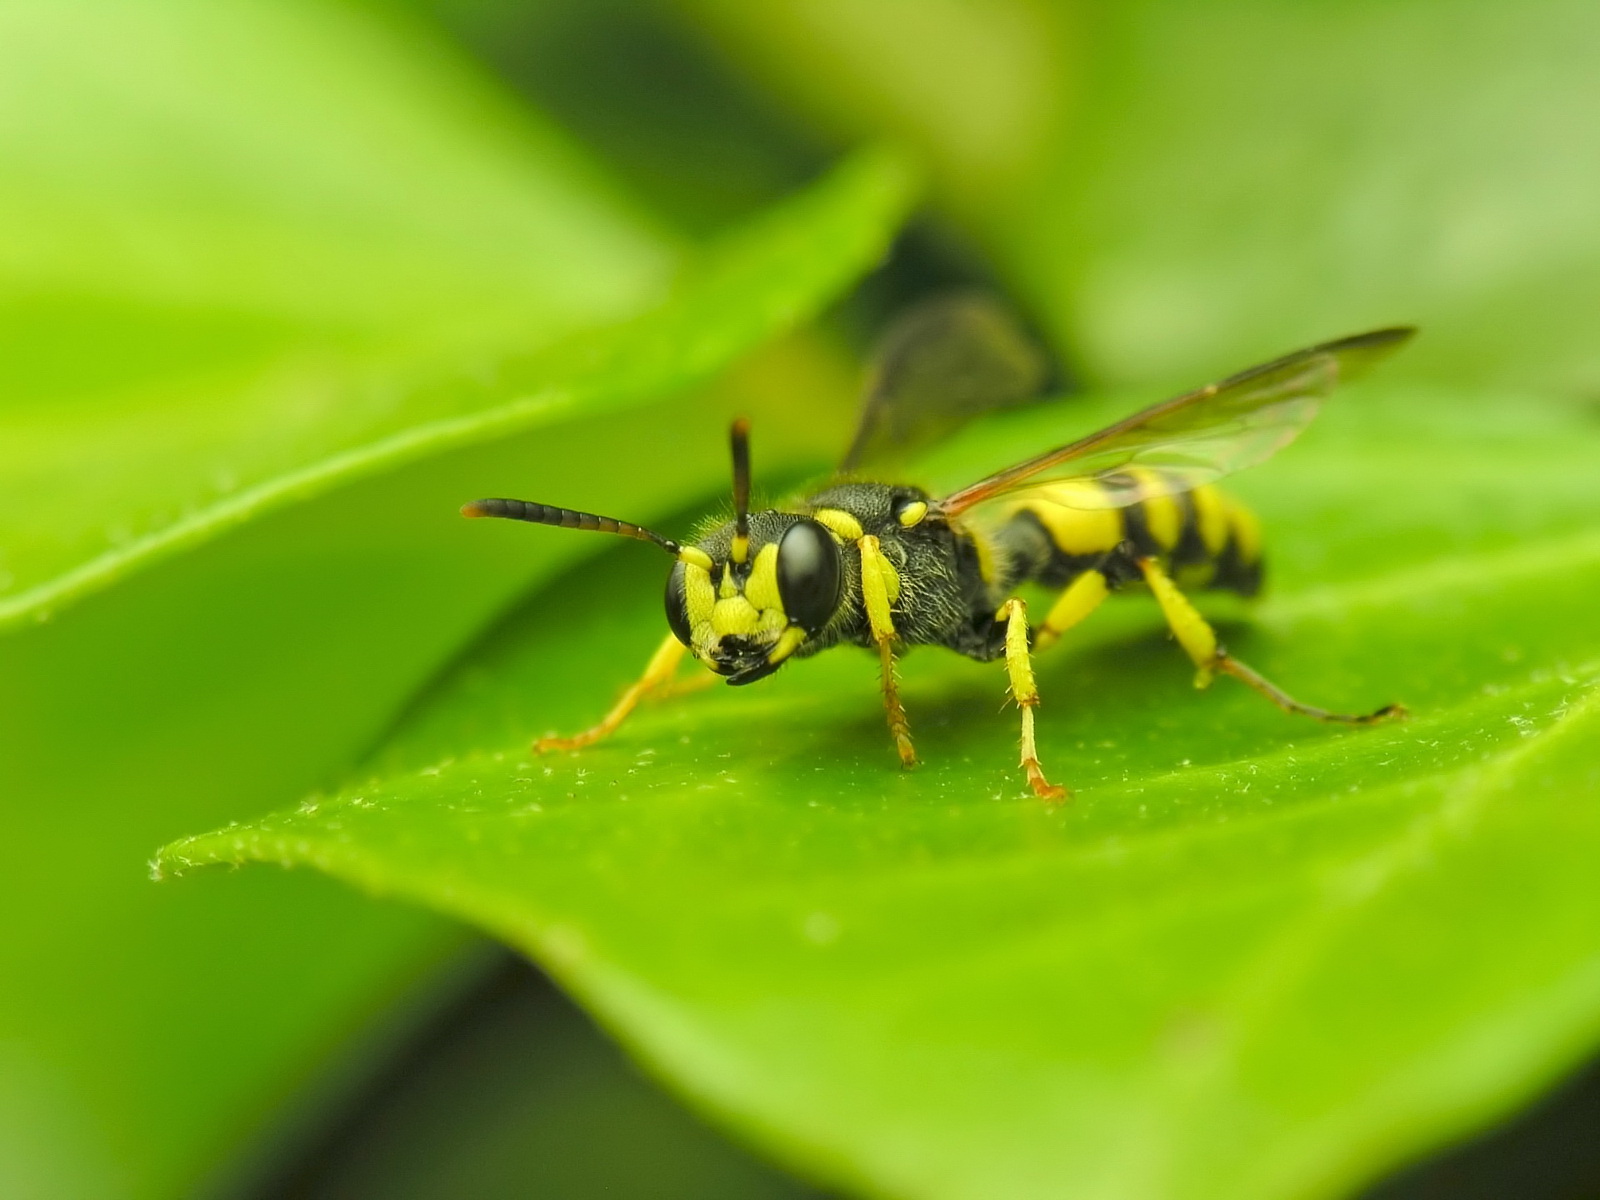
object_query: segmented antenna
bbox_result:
[461,498,680,555]
[729,417,751,565]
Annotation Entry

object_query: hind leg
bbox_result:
[1137,557,1404,724]
[1033,568,1113,650]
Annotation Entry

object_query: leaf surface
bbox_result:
[160,382,1600,1200]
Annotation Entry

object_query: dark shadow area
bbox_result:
[1362,1054,1600,1200]
[231,937,1600,1199]
[238,948,828,1200]
[414,0,827,234]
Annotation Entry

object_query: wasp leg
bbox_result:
[1137,558,1405,724]
[651,670,718,701]
[859,534,916,767]
[999,598,1069,802]
[1033,568,1112,650]
[536,633,689,753]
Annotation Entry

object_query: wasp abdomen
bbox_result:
[999,480,1263,597]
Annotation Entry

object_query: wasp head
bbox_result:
[664,512,844,685]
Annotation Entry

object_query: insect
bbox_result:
[464,296,1411,800]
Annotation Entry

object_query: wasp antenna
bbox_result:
[461,497,680,556]
[729,417,752,565]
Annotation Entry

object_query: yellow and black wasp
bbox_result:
[464,296,1411,800]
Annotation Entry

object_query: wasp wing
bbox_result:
[937,326,1414,518]
[840,292,1053,473]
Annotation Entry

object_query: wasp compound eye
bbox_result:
[776,519,843,632]
[664,560,693,647]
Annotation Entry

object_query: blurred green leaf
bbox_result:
[0,2,914,1195]
[683,0,1600,394]
[1013,0,1600,394]
[257,954,820,1200]
[0,0,678,625]
[679,0,1068,222]
[161,380,1600,1200]
[405,0,833,235]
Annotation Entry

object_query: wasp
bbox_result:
[464,296,1411,800]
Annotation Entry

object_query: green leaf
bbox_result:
[0,0,676,626]
[1010,0,1600,394]
[681,0,1600,394]
[159,380,1600,1200]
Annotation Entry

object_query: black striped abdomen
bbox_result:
[996,479,1264,596]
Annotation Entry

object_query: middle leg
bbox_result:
[859,534,916,767]
[1033,567,1113,650]
[998,598,1068,802]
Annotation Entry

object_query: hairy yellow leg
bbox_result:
[859,534,916,767]
[536,633,688,753]
[999,598,1068,802]
[1033,568,1111,650]
[1138,558,1406,724]
[876,639,916,768]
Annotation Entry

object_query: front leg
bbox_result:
[858,534,916,767]
[536,633,688,753]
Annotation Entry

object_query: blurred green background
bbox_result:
[3,1,1600,1198]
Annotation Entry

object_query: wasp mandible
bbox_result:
[465,296,1411,800]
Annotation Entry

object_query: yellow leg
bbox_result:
[651,670,718,701]
[1034,568,1112,650]
[999,598,1068,802]
[1138,558,1405,724]
[859,534,915,767]
[536,633,688,753]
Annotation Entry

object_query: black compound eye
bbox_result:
[776,519,842,632]
[664,561,693,647]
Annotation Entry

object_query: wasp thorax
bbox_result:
[663,513,843,686]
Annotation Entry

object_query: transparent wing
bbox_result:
[938,326,1414,518]
[840,292,1052,473]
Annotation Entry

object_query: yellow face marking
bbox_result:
[684,562,716,629]
[766,624,807,664]
[744,543,782,611]
[718,563,739,599]
[678,546,714,572]
[711,594,761,638]
[1128,469,1182,550]
[1019,496,1121,556]
[813,507,863,541]
[1190,486,1229,555]
[896,500,928,527]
